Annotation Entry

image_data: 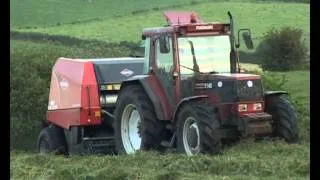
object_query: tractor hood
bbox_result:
[195,73,261,81]
[190,73,264,103]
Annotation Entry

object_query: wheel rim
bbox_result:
[121,104,142,154]
[39,138,49,155]
[183,117,200,155]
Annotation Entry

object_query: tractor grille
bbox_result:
[236,79,263,101]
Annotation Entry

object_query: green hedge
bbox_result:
[256,27,308,71]
[10,40,133,150]
[10,38,301,150]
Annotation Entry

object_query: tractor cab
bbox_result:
[141,11,260,105]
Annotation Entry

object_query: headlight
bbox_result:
[100,95,118,105]
[238,104,247,112]
[105,95,118,104]
[253,103,262,111]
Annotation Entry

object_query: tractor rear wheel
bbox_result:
[114,85,165,154]
[37,125,67,155]
[265,95,299,143]
[176,99,221,155]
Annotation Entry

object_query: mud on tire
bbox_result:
[114,85,165,154]
[176,99,221,155]
[265,95,299,143]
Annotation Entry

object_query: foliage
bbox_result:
[256,27,308,71]
[10,40,132,150]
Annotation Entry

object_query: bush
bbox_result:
[247,70,288,91]
[256,27,308,71]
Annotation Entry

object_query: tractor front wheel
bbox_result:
[114,85,165,154]
[265,95,299,143]
[176,99,221,155]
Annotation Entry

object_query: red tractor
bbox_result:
[37,11,299,156]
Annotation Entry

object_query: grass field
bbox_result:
[10,0,310,179]
[10,0,214,28]
[11,140,309,180]
[13,2,310,45]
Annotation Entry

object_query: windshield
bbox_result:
[178,35,231,75]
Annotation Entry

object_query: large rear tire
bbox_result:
[265,95,299,143]
[176,99,221,155]
[37,125,67,155]
[114,85,165,154]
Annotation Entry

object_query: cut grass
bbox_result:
[13,2,310,45]
[10,140,309,180]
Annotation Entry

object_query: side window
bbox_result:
[156,35,173,73]
[143,37,151,74]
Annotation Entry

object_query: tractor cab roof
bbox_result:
[142,11,230,38]
[164,11,204,25]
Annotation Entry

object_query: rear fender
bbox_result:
[264,91,288,99]
[119,75,167,120]
[172,95,208,124]
[264,91,289,108]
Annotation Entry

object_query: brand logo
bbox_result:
[59,78,69,90]
[196,25,213,30]
[120,69,134,77]
[195,82,213,89]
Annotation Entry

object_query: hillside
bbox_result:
[12,2,310,45]
[10,0,213,28]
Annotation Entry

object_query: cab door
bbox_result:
[152,34,177,110]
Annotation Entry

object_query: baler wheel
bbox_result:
[176,99,222,155]
[114,85,165,154]
[265,95,299,143]
[37,125,67,155]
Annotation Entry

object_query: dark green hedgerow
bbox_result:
[10,38,308,150]
[256,27,308,71]
[10,31,144,56]
[10,39,133,150]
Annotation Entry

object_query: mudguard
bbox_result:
[119,75,168,120]
[172,95,208,123]
[264,90,288,98]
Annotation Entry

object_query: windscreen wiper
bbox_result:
[208,70,218,74]
[180,64,200,72]
[181,40,219,74]
[187,40,200,73]
[180,65,218,74]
